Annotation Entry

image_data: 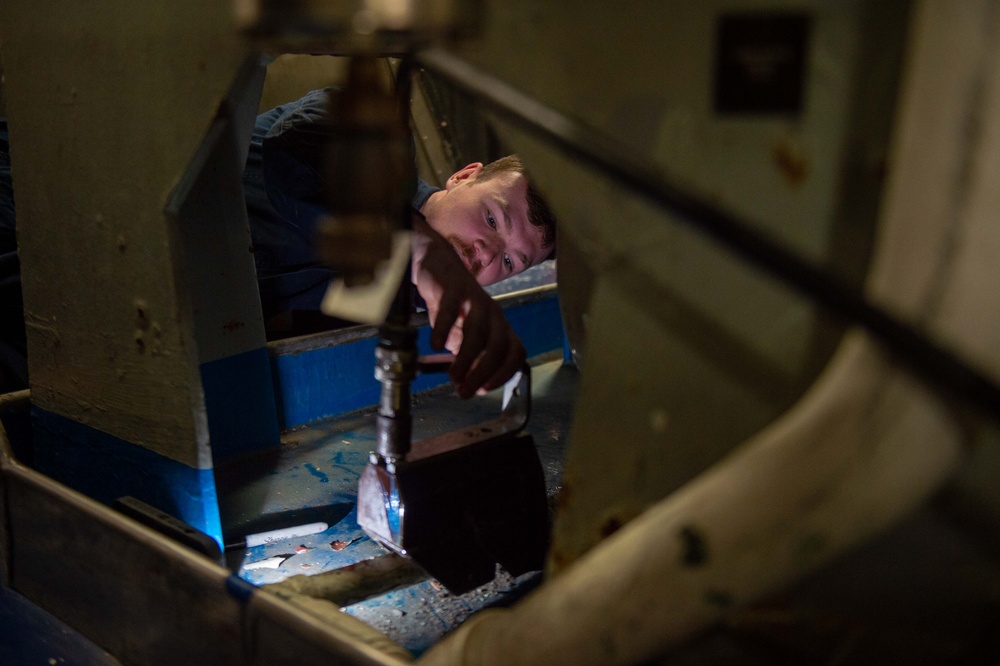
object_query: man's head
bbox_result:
[419,155,557,286]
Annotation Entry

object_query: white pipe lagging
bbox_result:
[421,0,1000,662]
[420,332,964,665]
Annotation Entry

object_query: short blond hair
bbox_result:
[477,155,557,258]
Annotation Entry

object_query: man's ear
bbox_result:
[445,163,484,190]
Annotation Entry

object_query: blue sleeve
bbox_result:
[242,92,336,320]
[259,88,336,242]
[242,87,441,321]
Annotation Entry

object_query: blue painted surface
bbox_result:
[31,408,224,547]
[303,462,329,483]
[0,586,121,665]
[272,293,566,429]
[224,574,257,603]
[503,296,567,359]
[235,502,541,657]
[231,359,576,654]
[22,296,564,559]
[200,346,281,462]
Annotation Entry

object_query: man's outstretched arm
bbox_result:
[410,213,526,399]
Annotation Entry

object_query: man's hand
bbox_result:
[411,215,526,398]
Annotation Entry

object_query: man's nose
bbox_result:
[474,237,501,266]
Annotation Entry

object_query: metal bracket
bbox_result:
[357,363,549,593]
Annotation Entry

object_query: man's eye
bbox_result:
[504,254,513,271]
[487,213,497,229]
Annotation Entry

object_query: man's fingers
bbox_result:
[445,325,464,355]
[449,305,490,387]
[410,227,528,398]
[456,325,507,399]
[478,335,526,394]
[431,295,464,350]
[463,329,524,396]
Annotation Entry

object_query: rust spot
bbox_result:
[294,545,310,553]
[549,548,572,572]
[135,300,150,331]
[554,483,573,512]
[330,537,360,551]
[773,139,810,188]
[599,516,623,538]
[679,525,708,567]
[222,319,245,332]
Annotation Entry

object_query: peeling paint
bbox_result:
[304,463,329,483]
[548,548,572,572]
[331,537,361,551]
[679,525,708,567]
[773,138,811,188]
[599,515,623,538]
[134,299,150,330]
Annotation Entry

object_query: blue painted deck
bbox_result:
[226,357,578,655]
[6,278,572,659]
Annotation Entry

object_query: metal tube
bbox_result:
[373,54,420,463]
[374,327,417,461]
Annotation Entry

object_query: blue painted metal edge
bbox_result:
[0,587,120,665]
[200,346,281,462]
[31,408,224,547]
[272,292,566,429]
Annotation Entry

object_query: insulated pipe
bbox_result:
[420,1,1000,663]
[419,333,964,665]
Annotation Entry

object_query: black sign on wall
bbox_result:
[714,13,813,115]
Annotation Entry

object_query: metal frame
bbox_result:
[0,411,409,666]
[415,46,1000,421]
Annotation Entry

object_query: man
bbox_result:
[0,92,558,397]
[244,88,557,398]
[411,159,556,397]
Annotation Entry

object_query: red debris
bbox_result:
[330,537,361,551]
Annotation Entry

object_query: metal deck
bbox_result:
[220,355,577,655]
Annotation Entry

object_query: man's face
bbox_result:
[422,164,550,286]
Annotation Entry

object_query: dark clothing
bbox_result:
[242,88,438,323]
[0,89,440,386]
